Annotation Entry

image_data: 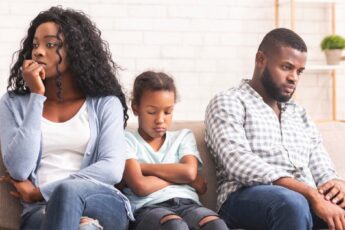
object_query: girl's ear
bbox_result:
[131,102,138,116]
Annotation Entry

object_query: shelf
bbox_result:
[279,0,344,5]
[306,64,345,71]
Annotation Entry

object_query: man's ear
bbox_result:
[255,51,266,68]
[131,102,138,116]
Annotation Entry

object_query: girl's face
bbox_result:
[133,90,175,142]
[31,22,69,78]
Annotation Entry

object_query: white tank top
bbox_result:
[38,102,90,187]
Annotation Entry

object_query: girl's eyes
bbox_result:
[147,111,173,115]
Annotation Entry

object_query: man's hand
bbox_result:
[0,174,43,203]
[189,174,207,195]
[318,179,345,208]
[310,192,345,230]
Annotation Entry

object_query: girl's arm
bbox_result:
[140,155,198,184]
[124,159,171,197]
[189,174,207,195]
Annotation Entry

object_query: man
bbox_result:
[205,28,345,230]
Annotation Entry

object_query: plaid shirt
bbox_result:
[205,79,338,211]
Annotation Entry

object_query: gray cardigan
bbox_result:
[0,92,133,219]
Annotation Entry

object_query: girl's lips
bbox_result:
[154,127,166,132]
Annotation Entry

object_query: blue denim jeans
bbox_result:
[21,179,129,230]
[219,185,328,230]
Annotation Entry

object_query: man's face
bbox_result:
[261,46,307,102]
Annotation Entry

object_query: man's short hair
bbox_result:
[258,28,307,54]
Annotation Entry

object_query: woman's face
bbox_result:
[31,22,69,78]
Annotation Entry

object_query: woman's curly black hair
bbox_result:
[7,6,129,126]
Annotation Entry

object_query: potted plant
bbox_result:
[320,35,345,65]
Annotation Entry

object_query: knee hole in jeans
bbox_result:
[80,217,103,230]
[160,214,182,224]
[198,215,219,227]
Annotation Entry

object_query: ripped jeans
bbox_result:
[20,179,129,230]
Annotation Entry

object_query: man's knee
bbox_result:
[271,188,312,227]
[275,189,309,214]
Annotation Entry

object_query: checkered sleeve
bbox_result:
[205,93,292,185]
[308,121,338,186]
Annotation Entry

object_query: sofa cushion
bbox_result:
[0,150,22,230]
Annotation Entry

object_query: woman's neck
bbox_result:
[44,73,85,102]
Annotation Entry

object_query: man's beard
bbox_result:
[261,67,294,102]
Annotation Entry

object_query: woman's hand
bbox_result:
[0,174,43,203]
[22,60,46,95]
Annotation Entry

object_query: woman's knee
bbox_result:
[52,180,82,200]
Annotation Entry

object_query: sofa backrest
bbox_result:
[316,122,345,179]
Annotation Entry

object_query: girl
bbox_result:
[122,71,228,230]
[0,7,132,230]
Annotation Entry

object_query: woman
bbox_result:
[0,6,132,230]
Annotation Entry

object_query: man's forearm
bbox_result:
[273,177,320,203]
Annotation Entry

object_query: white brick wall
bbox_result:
[1,0,345,122]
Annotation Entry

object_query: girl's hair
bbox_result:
[7,6,128,126]
[132,71,177,105]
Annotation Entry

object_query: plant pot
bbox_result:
[324,49,343,65]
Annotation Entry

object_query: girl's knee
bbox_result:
[198,216,228,230]
[198,215,219,226]
[160,216,188,230]
[160,214,182,224]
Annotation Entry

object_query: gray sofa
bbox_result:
[1,121,344,230]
